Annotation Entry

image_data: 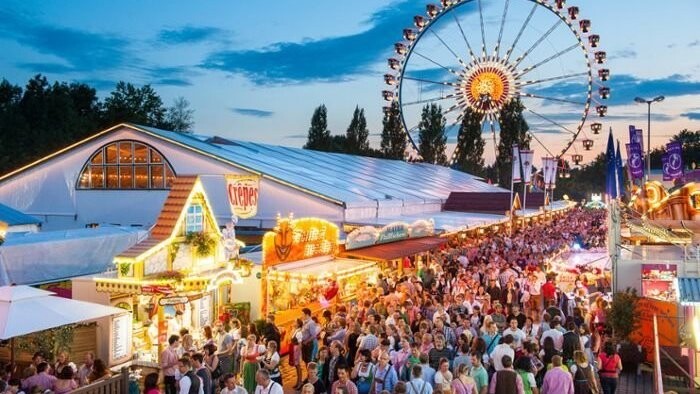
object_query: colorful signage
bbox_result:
[629,297,680,362]
[262,216,339,267]
[141,284,174,294]
[666,141,683,179]
[345,219,435,250]
[626,143,644,179]
[226,175,260,219]
[158,296,189,306]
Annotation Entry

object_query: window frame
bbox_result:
[76,139,177,190]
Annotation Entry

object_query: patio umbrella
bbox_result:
[0,285,126,339]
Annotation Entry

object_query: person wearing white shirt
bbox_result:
[407,365,433,394]
[490,335,515,371]
[178,357,204,394]
[220,373,247,394]
[502,319,526,351]
[540,319,564,351]
[254,369,283,394]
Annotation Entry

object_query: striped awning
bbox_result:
[678,277,700,305]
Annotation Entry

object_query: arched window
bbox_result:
[77,140,176,189]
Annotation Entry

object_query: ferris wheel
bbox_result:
[383,0,610,165]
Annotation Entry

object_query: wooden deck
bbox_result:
[617,371,654,394]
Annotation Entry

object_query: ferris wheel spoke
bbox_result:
[401,95,455,107]
[504,3,538,63]
[477,0,487,58]
[526,108,578,135]
[517,72,588,87]
[429,29,468,67]
[527,130,556,158]
[402,76,458,87]
[412,51,462,76]
[451,12,478,63]
[520,92,586,106]
[512,19,563,68]
[518,43,580,77]
[494,0,511,58]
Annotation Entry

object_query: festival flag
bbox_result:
[520,150,534,185]
[550,158,559,189]
[615,140,625,198]
[666,141,684,179]
[605,129,617,199]
[626,143,644,179]
[629,125,644,153]
[512,144,522,183]
[661,153,672,181]
[541,157,550,188]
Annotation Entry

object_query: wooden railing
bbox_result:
[71,367,130,394]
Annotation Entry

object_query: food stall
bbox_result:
[80,176,247,364]
[641,263,678,301]
[261,215,379,352]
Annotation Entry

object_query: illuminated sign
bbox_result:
[158,296,189,306]
[262,215,339,267]
[345,219,435,250]
[226,175,260,219]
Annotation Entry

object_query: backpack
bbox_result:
[185,370,201,394]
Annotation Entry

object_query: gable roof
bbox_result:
[117,175,215,259]
[0,123,508,209]
[0,203,41,226]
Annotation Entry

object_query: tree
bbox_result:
[380,101,406,160]
[345,106,370,154]
[608,288,640,340]
[556,153,607,201]
[454,106,485,175]
[304,104,331,152]
[101,82,168,129]
[165,96,195,133]
[649,129,700,170]
[418,103,448,165]
[496,98,531,186]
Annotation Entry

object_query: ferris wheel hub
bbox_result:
[459,60,518,115]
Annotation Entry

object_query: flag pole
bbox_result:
[510,170,515,236]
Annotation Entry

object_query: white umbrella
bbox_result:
[0,285,127,339]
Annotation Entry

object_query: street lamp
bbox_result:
[634,95,665,181]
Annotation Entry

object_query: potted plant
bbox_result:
[185,232,218,256]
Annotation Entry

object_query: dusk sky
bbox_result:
[1,0,699,164]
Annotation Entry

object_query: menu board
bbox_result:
[112,314,131,362]
[199,295,211,327]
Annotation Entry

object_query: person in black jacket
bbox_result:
[262,314,281,350]
[561,321,581,363]
[323,340,347,388]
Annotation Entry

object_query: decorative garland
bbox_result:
[185,232,218,256]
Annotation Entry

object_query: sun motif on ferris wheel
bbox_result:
[460,62,515,114]
[383,0,611,165]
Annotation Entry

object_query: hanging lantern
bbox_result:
[384,74,397,85]
[590,122,602,134]
[388,58,401,70]
[440,0,453,8]
[572,154,583,165]
[582,139,594,150]
[555,0,566,10]
[382,90,394,101]
[403,28,417,41]
[598,68,610,81]
[579,19,591,33]
[599,87,610,100]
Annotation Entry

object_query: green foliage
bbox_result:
[496,98,531,186]
[119,263,131,277]
[649,129,700,170]
[380,101,406,160]
[454,106,485,175]
[16,325,75,361]
[607,288,640,341]
[345,106,370,154]
[185,232,218,256]
[0,75,194,175]
[418,103,447,165]
[304,104,331,152]
[556,153,616,201]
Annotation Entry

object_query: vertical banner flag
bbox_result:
[615,141,625,198]
[512,144,522,183]
[550,158,559,189]
[625,143,644,179]
[661,153,672,181]
[666,141,684,179]
[541,157,549,188]
[520,150,534,185]
[629,125,644,153]
[225,175,260,218]
[605,130,617,199]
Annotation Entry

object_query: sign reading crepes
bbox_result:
[226,175,260,219]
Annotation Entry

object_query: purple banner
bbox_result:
[666,141,684,179]
[626,143,644,179]
[661,153,672,181]
[629,125,644,153]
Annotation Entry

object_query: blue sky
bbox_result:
[1,0,699,164]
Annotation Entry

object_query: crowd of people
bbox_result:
[0,207,617,394]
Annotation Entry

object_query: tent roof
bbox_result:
[0,203,40,226]
[0,285,126,339]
